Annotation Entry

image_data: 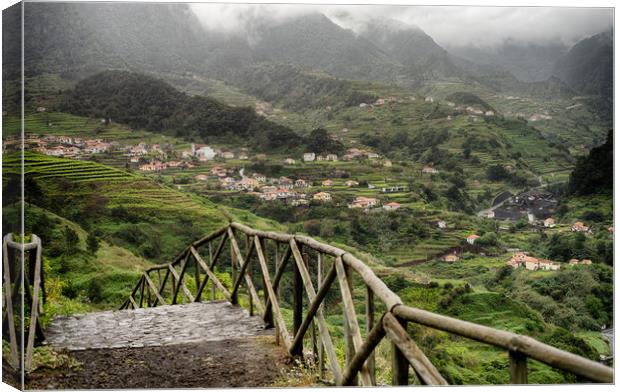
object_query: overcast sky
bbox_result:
[190,3,613,48]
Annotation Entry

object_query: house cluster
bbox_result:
[359,96,401,109]
[302,152,339,162]
[528,113,553,122]
[571,221,590,233]
[506,252,561,271]
[341,148,380,161]
[182,144,249,162]
[348,196,379,210]
[422,166,439,174]
[568,258,593,266]
[27,134,114,158]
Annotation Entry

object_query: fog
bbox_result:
[191,3,613,48]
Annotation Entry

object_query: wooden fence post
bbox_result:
[366,285,376,385]
[317,253,325,378]
[509,351,528,384]
[275,242,280,346]
[292,242,304,357]
[343,263,356,384]
[392,316,409,385]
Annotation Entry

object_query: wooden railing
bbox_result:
[121,222,614,385]
[2,233,46,372]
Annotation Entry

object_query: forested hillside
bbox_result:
[568,129,613,196]
[59,71,300,150]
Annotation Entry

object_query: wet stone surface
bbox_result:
[45,300,270,350]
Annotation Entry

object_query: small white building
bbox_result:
[303,152,316,162]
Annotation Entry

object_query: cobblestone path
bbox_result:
[45,301,269,350]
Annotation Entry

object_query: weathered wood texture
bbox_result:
[3,234,46,372]
[119,224,614,386]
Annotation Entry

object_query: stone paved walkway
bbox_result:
[45,301,269,350]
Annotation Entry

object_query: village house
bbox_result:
[43,147,65,157]
[544,218,556,228]
[446,101,455,107]
[238,153,249,160]
[284,158,296,165]
[236,177,259,191]
[261,185,277,194]
[60,146,81,158]
[326,154,338,161]
[444,254,459,263]
[366,152,380,159]
[359,103,368,108]
[383,160,392,167]
[437,220,447,229]
[220,151,235,159]
[276,188,298,200]
[569,258,580,265]
[295,179,309,188]
[485,111,495,116]
[291,199,309,206]
[375,98,385,106]
[303,152,316,162]
[192,144,216,161]
[382,185,406,193]
[195,174,208,181]
[253,173,267,182]
[255,153,267,160]
[313,192,332,202]
[425,96,434,103]
[322,179,334,187]
[58,136,73,144]
[466,234,480,245]
[345,180,359,187]
[581,259,592,265]
[278,177,294,190]
[383,202,401,211]
[36,106,46,112]
[507,252,561,271]
[422,166,439,174]
[131,143,149,156]
[260,192,277,201]
[571,221,589,232]
[84,141,110,154]
[349,196,379,209]
[140,161,166,172]
[537,259,561,271]
[130,156,140,163]
[316,155,326,161]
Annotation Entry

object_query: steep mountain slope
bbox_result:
[553,30,613,119]
[59,71,300,150]
[359,18,465,84]
[247,13,401,82]
[11,2,207,79]
[553,30,613,98]
[448,42,569,82]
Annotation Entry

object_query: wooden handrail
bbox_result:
[392,305,614,383]
[120,223,614,385]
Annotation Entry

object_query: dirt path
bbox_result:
[23,336,291,389]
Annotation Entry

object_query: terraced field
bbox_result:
[4,152,137,183]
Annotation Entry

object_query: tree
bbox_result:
[306,128,344,154]
[486,165,509,181]
[87,232,100,254]
[63,226,80,255]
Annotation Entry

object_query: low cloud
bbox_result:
[191,3,612,48]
